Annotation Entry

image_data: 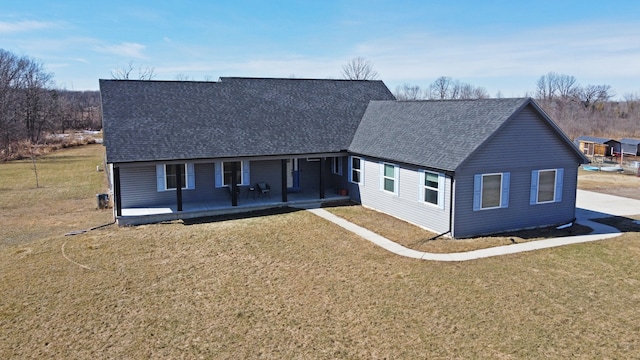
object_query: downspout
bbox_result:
[428,172,454,240]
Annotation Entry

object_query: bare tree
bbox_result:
[341,57,379,80]
[429,76,452,99]
[556,74,578,98]
[111,61,156,80]
[21,60,54,143]
[575,84,613,109]
[394,84,423,100]
[174,73,191,81]
[426,76,488,100]
[535,72,578,100]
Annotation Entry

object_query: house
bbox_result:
[100,77,395,225]
[574,136,619,157]
[620,138,640,156]
[100,78,589,238]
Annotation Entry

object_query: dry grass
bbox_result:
[0,144,113,247]
[2,145,640,358]
[578,168,640,200]
[1,133,98,162]
[325,205,592,253]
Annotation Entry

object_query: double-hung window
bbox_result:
[422,171,445,209]
[530,168,563,204]
[223,161,242,186]
[349,156,363,184]
[156,163,195,191]
[166,164,186,190]
[380,162,398,194]
[215,161,250,187]
[473,172,510,210]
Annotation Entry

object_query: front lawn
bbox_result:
[1,145,639,358]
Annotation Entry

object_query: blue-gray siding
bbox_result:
[453,105,580,237]
[117,157,340,209]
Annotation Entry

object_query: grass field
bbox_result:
[1,145,640,358]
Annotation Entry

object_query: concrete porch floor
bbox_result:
[117,191,350,225]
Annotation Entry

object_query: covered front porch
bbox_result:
[117,190,350,226]
[111,154,352,226]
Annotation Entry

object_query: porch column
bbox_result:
[230,161,238,206]
[175,164,183,211]
[114,166,122,217]
[281,159,288,202]
[319,157,326,199]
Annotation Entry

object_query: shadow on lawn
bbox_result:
[181,206,303,226]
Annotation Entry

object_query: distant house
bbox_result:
[620,138,640,156]
[574,136,619,157]
[100,78,589,238]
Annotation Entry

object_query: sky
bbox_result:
[2,0,640,98]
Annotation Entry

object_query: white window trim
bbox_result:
[348,156,363,184]
[421,170,445,209]
[156,163,195,191]
[473,172,510,211]
[215,161,250,188]
[537,169,556,204]
[482,173,501,210]
[331,157,343,176]
[530,168,564,205]
[380,162,399,195]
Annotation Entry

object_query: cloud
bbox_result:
[93,42,147,59]
[347,22,640,84]
[0,20,58,33]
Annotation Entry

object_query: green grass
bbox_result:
[1,145,640,358]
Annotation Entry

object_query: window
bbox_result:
[423,171,439,205]
[166,164,186,190]
[538,170,556,202]
[381,163,398,194]
[156,163,195,191]
[331,157,343,175]
[473,172,510,210]
[530,168,563,204]
[215,161,250,188]
[349,156,362,184]
[223,161,242,186]
[482,174,502,208]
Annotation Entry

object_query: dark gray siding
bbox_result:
[184,163,215,203]
[250,160,283,198]
[355,156,452,234]
[453,106,580,237]
[119,165,177,208]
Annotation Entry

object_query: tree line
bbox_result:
[2,50,638,159]
[0,48,100,157]
[385,71,638,140]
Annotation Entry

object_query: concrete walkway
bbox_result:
[303,190,640,262]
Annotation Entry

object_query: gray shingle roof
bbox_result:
[575,136,617,144]
[349,98,582,171]
[100,77,395,163]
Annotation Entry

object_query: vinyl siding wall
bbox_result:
[453,105,580,238]
[352,156,452,234]
[117,157,339,209]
